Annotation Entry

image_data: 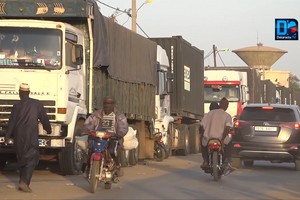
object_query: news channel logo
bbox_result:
[275,18,298,40]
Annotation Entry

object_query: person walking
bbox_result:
[5,83,51,193]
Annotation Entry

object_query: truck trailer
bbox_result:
[0,0,164,174]
[151,36,204,155]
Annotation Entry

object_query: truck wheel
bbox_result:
[58,118,85,175]
[295,159,300,171]
[231,157,242,168]
[243,160,254,167]
[188,124,200,154]
[165,124,174,159]
[0,159,6,170]
[128,148,138,166]
[118,149,128,167]
[164,133,172,159]
[178,125,190,156]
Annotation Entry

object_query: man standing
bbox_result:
[82,96,128,176]
[5,83,51,193]
[200,97,235,172]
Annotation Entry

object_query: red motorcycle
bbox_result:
[87,130,119,193]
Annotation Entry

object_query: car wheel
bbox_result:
[295,159,300,171]
[243,160,254,167]
[231,157,242,168]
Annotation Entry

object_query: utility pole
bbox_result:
[213,44,217,67]
[131,0,137,32]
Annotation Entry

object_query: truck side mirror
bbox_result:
[73,44,83,65]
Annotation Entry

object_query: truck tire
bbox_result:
[58,118,85,175]
[165,124,174,159]
[0,159,6,170]
[128,148,138,166]
[188,124,200,154]
[295,159,300,171]
[177,124,190,156]
[231,157,242,169]
[243,160,254,167]
[118,149,128,167]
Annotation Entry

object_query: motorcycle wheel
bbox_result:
[212,151,219,181]
[154,144,165,162]
[90,160,101,193]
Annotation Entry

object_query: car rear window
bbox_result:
[240,107,296,122]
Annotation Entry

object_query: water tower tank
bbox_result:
[232,43,287,70]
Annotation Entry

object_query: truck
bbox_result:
[151,36,204,155]
[0,0,166,174]
[260,79,278,103]
[204,66,262,119]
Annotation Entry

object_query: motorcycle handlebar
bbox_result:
[88,130,119,140]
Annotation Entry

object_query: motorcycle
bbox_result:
[87,130,119,193]
[203,138,226,181]
[153,131,166,161]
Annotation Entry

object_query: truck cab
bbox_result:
[204,70,249,120]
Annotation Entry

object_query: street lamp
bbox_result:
[131,0,152,32]
[204,45,229,67]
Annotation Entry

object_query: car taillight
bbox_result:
[233,143,241,148]
[234,120,250,128]
[280,122,300,129]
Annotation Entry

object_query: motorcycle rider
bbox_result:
[82,96,129,177]
[200,97,236,173]
[200,101,219,164]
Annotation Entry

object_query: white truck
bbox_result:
[204,67,264,119]
[0,0,169,174]
[204,69,249,119]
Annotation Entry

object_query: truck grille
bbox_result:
[0,99,56,122]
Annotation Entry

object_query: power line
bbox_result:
[96,1,128,15]
[136,23,150,38]
[97,1,151,38]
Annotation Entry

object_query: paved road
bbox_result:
[1,154,300,200]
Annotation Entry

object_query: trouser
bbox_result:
[18,148,39,185]
[108,140,120,166]
[201,141,232,164]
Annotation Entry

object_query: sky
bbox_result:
[98,0,300,78]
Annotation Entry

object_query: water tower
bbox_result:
[232,43,289,84]
[232,43,287,71]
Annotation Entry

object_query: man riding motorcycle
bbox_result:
[82,96,129,177]
[200,97,236,173]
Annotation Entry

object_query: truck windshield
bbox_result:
[0,27,61,69]
[204,84,240,102]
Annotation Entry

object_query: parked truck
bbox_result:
[151,36,204,155]
[0,0,166,174]
[204,66,262,119]
[261,79,278,103]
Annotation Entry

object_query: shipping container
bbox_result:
[151,36,204,121]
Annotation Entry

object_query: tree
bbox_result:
[290,74,300,92]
